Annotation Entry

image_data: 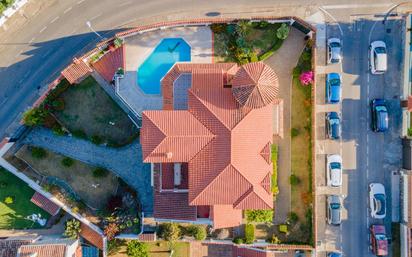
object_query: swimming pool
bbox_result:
[137,38,191,94]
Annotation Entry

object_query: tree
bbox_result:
[104,223,120,240]
[276,23,290,40]
[61,157,74,167]
[31,147,47,159]
[4,196,13,204]
[187,225,206,241]
[126,241,148,257]
[64,219,81,239]
[289,174,300,185]
[23,107,49,126]
[158,223,180,242]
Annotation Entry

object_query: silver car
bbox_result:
[369,41,387,75]
[369,183,386,219]
[328,38,342,64]
[327,195,342,225]
[327,154,342,187]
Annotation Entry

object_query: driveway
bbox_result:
[264,27,306,223]
[21,127,153,214]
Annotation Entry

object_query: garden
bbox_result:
[23,76,139,147]
[212,20,290,64]
[0,0,14,15]
[0,167,50,229]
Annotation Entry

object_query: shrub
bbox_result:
[210,23,227,34]
[253,20,269,29]
[23,107,49,126]
[93,167,109,178]
[108,239,125,255]
[64,219,81,239]
[52,125,65,136]
[279,224,288,233]
[271,145,279,195]
[158,223,180,242]
[113,37,123,48]
[233,236,244,244]
[4,196,13,204]
[287,212,299,224]
[72,207,79,214]
[291,128,300,138]
[408,127,412,137]
[245,210,273,223]
[61,157,74,167]
[244,224,255,244]
[268,234,281,244]
[72,130,87,139]
[289,174,300,185]
[236,20,252,37]
[127,241,148,257]
[51,98,65,111]
[299,71,314,86]
[187,225,206,240]
[91,135,103,145]
[31,147,47,159]
[104,223,120,240]
[276,23,290,40]
[0,181,7,188]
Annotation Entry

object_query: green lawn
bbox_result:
[108,241,189,257]
[53,76,138,147]
[0,168,50,229]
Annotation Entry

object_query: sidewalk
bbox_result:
[264,27,306,223]
[21,127,153,214]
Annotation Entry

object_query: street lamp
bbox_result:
[86,21,104,40]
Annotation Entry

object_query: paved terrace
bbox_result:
[117,26,212,115]
[21,127,153,214]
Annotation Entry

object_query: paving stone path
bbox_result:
[22,127,153,214]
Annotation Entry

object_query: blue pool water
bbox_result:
[137,38,191,94]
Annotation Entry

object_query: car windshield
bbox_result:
[375,194,386,215]
[375,47,386,54]
[376,105,387,112]
[329,118,340,125]
[329,79,340,86]
[330,162,341,169]
[330,42,341,48]
[375,234,387,241]
[331,203,340,209]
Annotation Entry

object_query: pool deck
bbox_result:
[117,26,213,115]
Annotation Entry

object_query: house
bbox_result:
[141,62,282,228]
[0,236,82,257]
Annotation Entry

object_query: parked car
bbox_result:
[369,183,386,219]
[327,195,342,226]
[369,224,388,256]
[371,99,388,132]
[369,41,387,75]
[326,73,342,104]
[328,38,342,64]
[327,253,342,257]
[326,112,341,140]
[327,154,342,187]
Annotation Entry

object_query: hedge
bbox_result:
[271,144,279,195]
[245,210,273,223]
[244,224,255,244]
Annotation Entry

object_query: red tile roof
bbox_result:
[408,95,412,112]
[232,62,279,108]
[30,192,61,216]
[61,58,93,84]
[233,245,276,257]
[142,62,279,228]
[18,244,67,257]
[80,223,104,250]
[92,46,124,82]
[0,238,37,257]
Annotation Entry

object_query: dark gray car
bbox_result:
[327,195,342,226]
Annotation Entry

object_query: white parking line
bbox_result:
[319,7,343,36]
[39,26,47,33]
[28,37,35,43]
[50,16,59,24]
[63,7,72,14]
[90,12,102,21]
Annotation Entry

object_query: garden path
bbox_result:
[264,27,306,223]
[21,127,153,214]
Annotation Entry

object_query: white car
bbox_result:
[369,41,387,75]
[327,38,342,64]
[327,154,342,187]
[369,183,386,219]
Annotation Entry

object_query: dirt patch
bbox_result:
[16,145,118,210]
[53,76,138,146]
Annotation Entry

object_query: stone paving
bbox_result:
[264,27,306,223]
[21,127,153,214]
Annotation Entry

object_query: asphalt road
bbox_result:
[320,13,403,257]
[0,0,405,138]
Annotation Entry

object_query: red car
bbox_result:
[370,225,388,256]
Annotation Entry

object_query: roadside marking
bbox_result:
[50,16,59,24]
[319,7,343,36]
[39,26,47,33]
[77,0,85,4]
[119,0,132,7]
[90,12,102,21]
[322,3,392,10]
[14,50,22,58]
[29,37,35,43]
[63,7,72,14]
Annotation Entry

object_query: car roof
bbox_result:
[331,169,341,185]
[377,111,388,131]
[375,53,387,71]
[371,183,385,193]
